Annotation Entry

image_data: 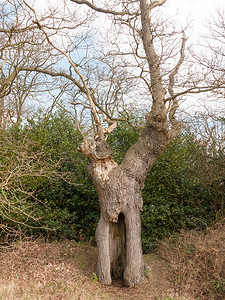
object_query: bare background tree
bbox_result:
[0,0,89,128]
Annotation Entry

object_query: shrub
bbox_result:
[21,110,99,241]
[158,222,225,300]
[141,132,218,252]
[0,130,59,243]
[1,110,223,249]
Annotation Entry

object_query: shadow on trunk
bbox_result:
[109,213,126,279]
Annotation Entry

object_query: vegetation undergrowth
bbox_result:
[158,221,225,300]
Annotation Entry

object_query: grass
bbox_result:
[0,238,174,300]
[0,239,106,300]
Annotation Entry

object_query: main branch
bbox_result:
[70,0,138,16]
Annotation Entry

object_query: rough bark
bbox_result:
[76,1,173,286]
[0,97,4,130]
[79,123,169,286]
[94,167,145,286]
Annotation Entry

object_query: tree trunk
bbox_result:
[95,173,145,286]
[79,126,169,286]
[0,97,5,130]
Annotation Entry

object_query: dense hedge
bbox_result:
[109,120,224,252]
[0,110,224,251]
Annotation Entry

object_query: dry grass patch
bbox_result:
[0,238,181,300]
[0,239,109,299]
[158,222,225,300]
[3,234,219,299]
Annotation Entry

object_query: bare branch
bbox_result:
[0,55,7,74]
[140,0,167,127]
[149,0,167,10]
[166,31,187,138]
[70,0,138,16]
[23,0,105,139]
[168,31,187,98]
[165,86,225,102]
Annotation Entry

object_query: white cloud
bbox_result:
[166,0,224,29]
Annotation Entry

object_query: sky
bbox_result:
[34,0,223,20]
[33,0,225,37]
[167,0,220,22]
[1,0,223,34]
[30,0,224,33]
[165,0,225,114]
[29,0,224,111]
[164,0,224,40]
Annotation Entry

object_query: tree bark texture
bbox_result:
[79,123,169,286]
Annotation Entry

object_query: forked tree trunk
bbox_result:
[76,0,182,286]
[95,169,145,286]
[79,123,169,286]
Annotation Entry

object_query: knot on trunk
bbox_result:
[78,137,113,160]
[145,111,168,133]
[95,138,113,159]
[105,206,121,223]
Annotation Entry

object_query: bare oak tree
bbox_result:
[0,0,43,128]
[67,0,211,286]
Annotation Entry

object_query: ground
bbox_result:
[0,239,190,300]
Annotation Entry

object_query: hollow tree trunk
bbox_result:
[79,124,169,287]
[77,1,172,282]
[95,172,145,286]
